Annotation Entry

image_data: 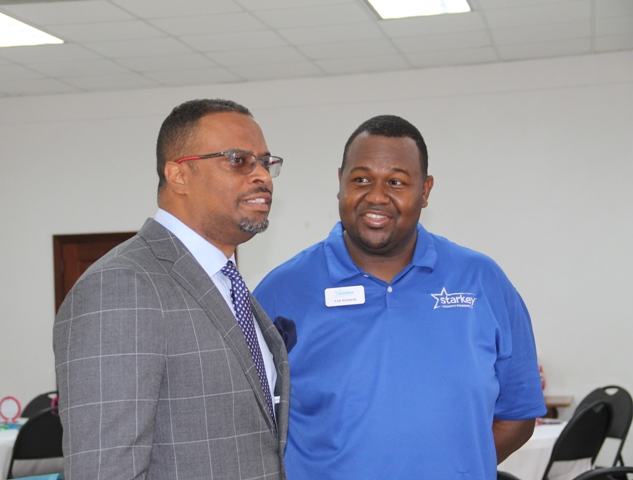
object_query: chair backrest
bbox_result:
[542,400,612,480]
[7,407,63,479]
[21,391,58,418]
[572,466,633,479]
[575,386,633,465]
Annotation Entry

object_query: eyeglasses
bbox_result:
[175,150,284,178]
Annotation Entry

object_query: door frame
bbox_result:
[53,232,136,312]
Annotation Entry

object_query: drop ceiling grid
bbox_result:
[0,0,630,97]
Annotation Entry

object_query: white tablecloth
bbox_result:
[0,427,20,480]
[499,422,592,480]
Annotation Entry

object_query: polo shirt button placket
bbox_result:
[386,285,395,307]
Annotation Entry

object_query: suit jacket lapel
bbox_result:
[138,219,277,432]
[252,298,290,444]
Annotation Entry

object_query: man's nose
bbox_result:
[365,183,389,204]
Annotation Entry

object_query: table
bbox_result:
[499,422,591,480]
[0,426,20,480]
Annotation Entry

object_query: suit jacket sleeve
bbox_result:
[54,263,165,480]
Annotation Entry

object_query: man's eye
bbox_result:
[231,153,249,165]
[390,179,404,186]
[353,177,369,183]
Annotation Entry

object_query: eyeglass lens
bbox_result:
[229,151,282,178]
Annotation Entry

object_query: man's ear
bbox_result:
[421,175,434,209]
[164,162,188,194]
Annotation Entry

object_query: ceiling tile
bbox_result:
[0,43,100,63]
[61,72,160,90]
[0,64,44,81]
[206,46,305,67]
[228,60,323,80]
[491,21,591,45]
[278,22,384,45]
[236,0,351,10]
[484,2,591,28]
[595,17,633,37]
[85,37,194,58]
[47,20,167,43]
[392,30,491,53]
[27,58,131,77]
[595,34,633,53]
[404,46,498,67]
[143,67,241,86]
[252,3,372,29]
[110,0,242,18]
[315,54,409,75]
[0,1,133,25]
[0,78,79,96]
[181,30,288,52]
[297,38,398,60]
[378,12,486,37]
[476,0,572,9]
[595,0,633,18]
[147,12,267,36]
[497,38,592,60]
[114,53,217,72]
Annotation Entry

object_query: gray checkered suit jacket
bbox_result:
[53,219,289,480]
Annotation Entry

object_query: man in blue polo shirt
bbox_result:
[254,115,546,479]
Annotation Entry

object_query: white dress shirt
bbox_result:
[154,209,277,404]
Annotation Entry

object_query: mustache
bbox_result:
[359,205,392,215]
[237,186,272,201]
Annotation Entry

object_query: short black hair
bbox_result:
[342,115,429,177]
[156,98,252,192]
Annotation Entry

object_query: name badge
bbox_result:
[324,285,365,307]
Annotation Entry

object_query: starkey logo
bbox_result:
[431,287,477,309]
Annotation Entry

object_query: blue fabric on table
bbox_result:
[14,474,63,479]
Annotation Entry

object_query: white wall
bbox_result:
[1,51,632,456]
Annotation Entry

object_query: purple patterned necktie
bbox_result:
[221,260,275,421]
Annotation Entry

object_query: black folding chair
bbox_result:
[542,400,612,480]
[21,391,58,418]
[498,471,522,480]
[575,386,633,466]
[7,406,64,479]
[573,466,633,479]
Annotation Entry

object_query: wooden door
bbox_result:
[53,232,136,312]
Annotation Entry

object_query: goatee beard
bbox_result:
[239,218,269,234]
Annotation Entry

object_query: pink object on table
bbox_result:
[0,397,21,423]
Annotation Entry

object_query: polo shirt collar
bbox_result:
[411,223,438,270]
[324,221,438,284]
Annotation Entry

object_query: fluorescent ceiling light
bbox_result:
[0,12,63,47]
[366,0,471,19]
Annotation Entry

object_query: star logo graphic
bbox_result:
[431,288,477,309]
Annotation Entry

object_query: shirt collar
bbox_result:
[154,209,233,277]
[324,221,438,284]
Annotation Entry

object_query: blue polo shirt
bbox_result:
[254,222,546,480]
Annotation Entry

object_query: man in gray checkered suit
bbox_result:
[53,99,290,479]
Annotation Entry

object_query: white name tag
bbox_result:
[324,285,365,307]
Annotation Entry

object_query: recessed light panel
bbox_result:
[366,0,471,19]
[0,12,64,47]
